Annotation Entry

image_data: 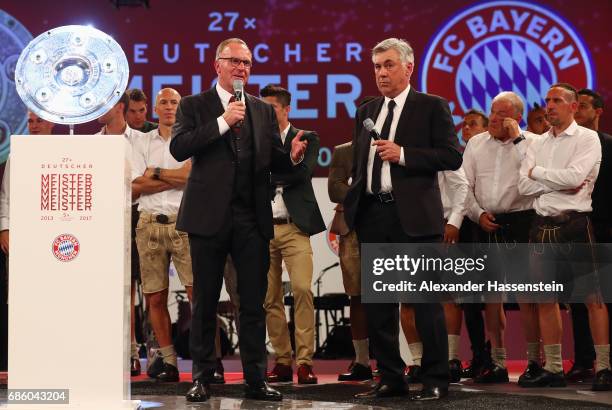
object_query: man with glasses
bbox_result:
[170,38,307,403]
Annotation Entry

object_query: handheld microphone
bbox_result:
[363,118,380,140]
[232,79,244,128]
[232,79,244,102]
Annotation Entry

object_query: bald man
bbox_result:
[131,88,193,382]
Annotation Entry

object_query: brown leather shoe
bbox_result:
[267,363,293,383]
[297,364,318,384]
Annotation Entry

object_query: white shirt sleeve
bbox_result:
[530,135,601,190]
[518,138,554,196]
[462,143,485,223]
[217,116,230,136]
[131,137,147,181]
[444,168,468,229]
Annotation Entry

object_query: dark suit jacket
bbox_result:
[344,87,462,236]
[328,142,353,235]
[271,125,325,236]
[592,131,612,226]
[170,87,294,239]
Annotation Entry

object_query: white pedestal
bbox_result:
[7,135,140,409]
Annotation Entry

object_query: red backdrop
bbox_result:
[2,0,611,175]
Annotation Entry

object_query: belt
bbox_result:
[273,216,292,225]
[535,211,587,225]
[140,212,177,224]
[493,210,535,225]
[368,191,395,203]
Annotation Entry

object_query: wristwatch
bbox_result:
[513,134,526,145]
[153,167,161,180]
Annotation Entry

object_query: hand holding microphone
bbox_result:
[223,79,246,127]
[363,117,402,163]
[363,118,380,140]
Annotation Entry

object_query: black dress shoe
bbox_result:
[474,364,509,383]
[462,359,485,379]
[185,379,210,402]
[146,354,164,378]
[354,382,408,398]
[565,362,594,382]
[266,363,293,383]
[211,358,225,384]
[130,357,141,377]
[519,368,566,387]
[449,359,463,383]
[518,361,543,386]
[338,362,373,381]
[405,365,422,383]
[410,386,448,401]
[244,381,282,401]
[592,369,612,391]
[155,362,180,382]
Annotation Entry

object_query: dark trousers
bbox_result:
[458,219,487,362]
[188,210,270,384]
[355,196,448,388]
[463,304,487,362]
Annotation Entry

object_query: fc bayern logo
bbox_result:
[420,1,595,132]
[52,233,80,262]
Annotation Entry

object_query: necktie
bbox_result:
[371,99,396,194]
[228,96,242,135]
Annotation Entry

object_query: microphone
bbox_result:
[363,118,380,140]
[232,79,244,128]
[232,79,244,102]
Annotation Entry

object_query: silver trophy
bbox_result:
[14,25,129,131]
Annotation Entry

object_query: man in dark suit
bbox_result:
[344,38,462,401]
[170,38,308,403]
[566,88,612,383]
[259,84,326,385]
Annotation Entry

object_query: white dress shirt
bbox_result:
[366,85,408,194]
[97,123,141,205]
[216,82,234,136]
[518,121,601,216]
[132,128,188,215]
[272,123,292,219]
[463,131,535,223]
[438,168,468,229]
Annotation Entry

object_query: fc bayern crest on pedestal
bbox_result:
[52,233,80,262]
[419,0,595,137]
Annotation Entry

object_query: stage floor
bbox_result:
[2,358,612,409]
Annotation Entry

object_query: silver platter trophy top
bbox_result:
[14,25,129,125]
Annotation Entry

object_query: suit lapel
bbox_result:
[246,94,259,156]
[394,87,418,145]
[359,97,385,169]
